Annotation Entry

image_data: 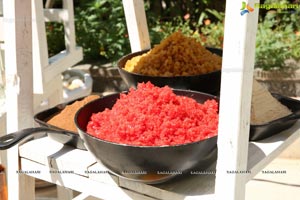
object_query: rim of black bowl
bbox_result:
[250,113,295,127]
[75,90,219,149]
[250,94,299,127]
[117,48,222,78]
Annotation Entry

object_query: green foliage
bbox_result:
[46,0,225,62]
[148,8,224,49]
[255,8,300,70]
[198,10,224,48]
[74,0,130,61]
[46,22,65,57]
[46,0,300,70]
[149,17,194,43]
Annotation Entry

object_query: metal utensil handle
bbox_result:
[0,127,52,150]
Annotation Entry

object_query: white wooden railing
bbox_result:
[2,0,300,200]
[2,0,82,199]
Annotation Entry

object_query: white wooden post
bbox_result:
[122,0,151,52]
[3,0,35,199]
[32,0,50,94]
[215,0,259,199]
[34,0,82,92]
[62,0,76,53]
[32,0,83,112]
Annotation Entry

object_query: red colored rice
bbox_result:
[87,82,218,146]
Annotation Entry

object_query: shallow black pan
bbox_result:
[0,99,88,150]
[75,90,219,184]
[249,93,300,141]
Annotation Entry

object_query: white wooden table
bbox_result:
[4,0,300,199]
[18,122,300,200]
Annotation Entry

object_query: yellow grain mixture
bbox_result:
[124,31,222,76]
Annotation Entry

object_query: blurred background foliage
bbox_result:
[46,0,225,62]
[46,0,300,69]
[255,0,300,70]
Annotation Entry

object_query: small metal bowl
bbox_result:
[117,48,222,95]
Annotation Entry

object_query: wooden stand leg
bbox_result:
[3,0,35,199]
[19,174,35,200]
[57,185,74,200]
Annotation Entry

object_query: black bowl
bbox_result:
[117,48,222,95]
[75,90,218,184]
[250,94,300,141]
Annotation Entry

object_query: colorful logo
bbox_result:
[240,1,254,16]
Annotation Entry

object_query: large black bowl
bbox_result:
[117,48,222,95]
[75,90,218,184]
[250,94,300,141]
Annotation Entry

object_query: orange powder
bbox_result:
[47,95,100,132]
